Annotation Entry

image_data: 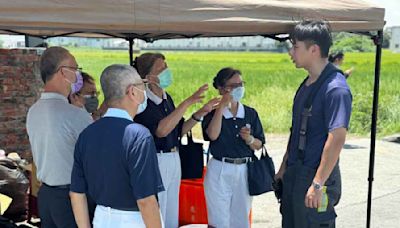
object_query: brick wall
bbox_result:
[0,49,43,161]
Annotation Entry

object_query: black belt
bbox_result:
[213,157,252,164]
[157,146,178,153]
[113,206,139,212]
[43,183,70,189]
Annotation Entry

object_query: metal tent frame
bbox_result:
[3,15,383,228]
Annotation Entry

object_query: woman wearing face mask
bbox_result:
[202,67,265,228]
[70,72,107,120]
[133,53,219,228]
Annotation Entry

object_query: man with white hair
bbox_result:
[70,64,164,228]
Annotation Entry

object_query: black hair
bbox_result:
[290,20,332,58]
[328,52,344,63]
[212,67,241,89]
[81,72,95,84]
[134,53,165,79]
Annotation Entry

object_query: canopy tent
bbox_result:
[0,0,385,40]
[0,1,385,227]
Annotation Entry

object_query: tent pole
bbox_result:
[366,30,383,228]
[128,38,134,66]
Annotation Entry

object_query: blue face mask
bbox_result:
[134,88,148,114]
[230,86,245,102]
[158,68,173,89]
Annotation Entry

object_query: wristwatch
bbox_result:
[191,114,203,122]
[312,181,322,191]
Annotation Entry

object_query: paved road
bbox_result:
[252,135,400,228]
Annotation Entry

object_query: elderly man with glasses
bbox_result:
[27,46,93,228]
[70,64,164,228]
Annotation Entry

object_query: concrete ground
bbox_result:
[18,135,400,228]
[251,134,400,228]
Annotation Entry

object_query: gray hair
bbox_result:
[100,64,142,103]
[40,46,71,83]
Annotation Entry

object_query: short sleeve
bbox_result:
[201,111,215,141]
[70,134,88,193]
[128,135,165,200]
[72,109,93,140]
[251,110,266,144]
[324,87,352,132]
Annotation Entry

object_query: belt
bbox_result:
[157,146,178,153]
[214,157,252,164]
[113,207,139,212]
[43,183,70,189]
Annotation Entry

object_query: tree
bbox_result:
[382,29,391,48]
[331,32,375,53]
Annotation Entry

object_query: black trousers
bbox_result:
[38,184,77,228]
[281,161,341,228]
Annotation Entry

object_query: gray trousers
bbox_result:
[281,161,341,228]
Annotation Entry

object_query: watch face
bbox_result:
[313,182,321,190]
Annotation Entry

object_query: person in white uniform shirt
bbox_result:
[202,67,266,228]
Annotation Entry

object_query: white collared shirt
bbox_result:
[146,88,167,105]
[222,102,245,119]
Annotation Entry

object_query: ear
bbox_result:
[311,44,321,56]
[218,87,228,95]
[127,85,135,98]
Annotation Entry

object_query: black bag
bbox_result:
[247,145,275,196]
[179,131,204,179]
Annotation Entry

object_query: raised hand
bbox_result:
[185,84,208,106]
[197,97,221,117]
[218,92,232,109]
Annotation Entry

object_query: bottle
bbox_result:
[318,186,328,212]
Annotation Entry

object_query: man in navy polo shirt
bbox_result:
[275,20,352,227]
[70,64,164,228]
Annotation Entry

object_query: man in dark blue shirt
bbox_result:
[70,64,164,228]
[275,20,352,228]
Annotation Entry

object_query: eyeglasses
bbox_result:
[224,81,245,90]
[126,79,148,93]
[76,91,100,98]
[58,65,83,72]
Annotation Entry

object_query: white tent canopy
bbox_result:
[0,0,385,40]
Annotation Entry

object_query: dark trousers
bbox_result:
[281,162,341,228]
[38,184,77,228]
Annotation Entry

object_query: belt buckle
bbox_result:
[233,159,242,164]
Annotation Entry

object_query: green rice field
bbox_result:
[69,48,400,137]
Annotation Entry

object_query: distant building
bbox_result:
[390,26,400,53]
[48,36,277,51]
[0,35,25,48]
[2,35,279,52]
[142,36,276,51]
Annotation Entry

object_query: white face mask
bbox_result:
[230,86,245,102]
[133,87,148,114]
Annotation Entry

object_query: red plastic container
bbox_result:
[179,167,252,227]
[179,168,208,226]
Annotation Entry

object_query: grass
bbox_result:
[69,48,400,137]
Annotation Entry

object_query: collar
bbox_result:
[223,102,245,119]
[103,108,133,121]
[40,92,68,102]
[146,88,167,105]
